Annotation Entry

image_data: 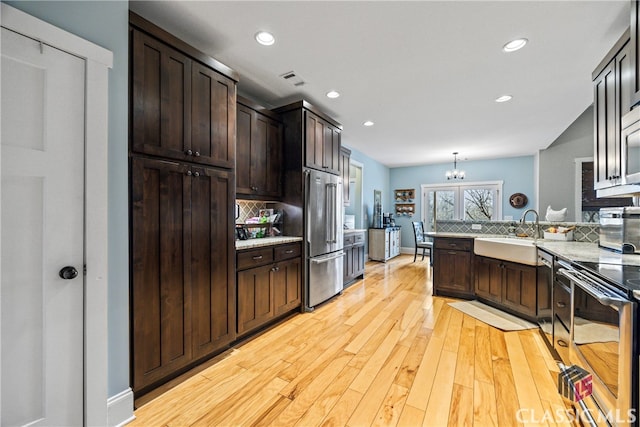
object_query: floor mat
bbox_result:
[448,300,537,331]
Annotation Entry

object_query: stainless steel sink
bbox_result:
[473,237,541,266]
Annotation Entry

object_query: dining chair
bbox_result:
[411,221,432,262]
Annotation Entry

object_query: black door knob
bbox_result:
[59,266,79,280]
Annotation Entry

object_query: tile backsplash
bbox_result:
[436,220,599,243]
[236,200,267,224]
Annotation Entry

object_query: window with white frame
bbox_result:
[420,181,503,232]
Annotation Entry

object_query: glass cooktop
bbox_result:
[576,261,640,295]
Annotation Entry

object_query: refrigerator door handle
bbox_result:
[310,251,345,264]
[325,183,332,243]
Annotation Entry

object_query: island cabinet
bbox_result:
[475,256,537,319]
[343,231,365,286]
[236,243,301,336]
[236,96,283,199]
[432,237,474,299]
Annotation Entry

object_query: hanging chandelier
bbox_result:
[446,152,465,180]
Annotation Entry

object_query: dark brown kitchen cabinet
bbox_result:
[131,27,236,169]
[130,13,238,398]
[474,255,539,320]
[236,243,301,336]
[475,256,502,303]
[340,146,351,206]
[631,0,640,107]
[432,237,474,299]
[303,110,341,175]
[131,156,235,393]
[593,32,631,190]
[343,231,365,286]
[236,97,283,199]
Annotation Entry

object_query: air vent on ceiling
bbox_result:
[280,70,305,87]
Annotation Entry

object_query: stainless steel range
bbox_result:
[555,260,639,426]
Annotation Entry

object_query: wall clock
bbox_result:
[509,193,528,208]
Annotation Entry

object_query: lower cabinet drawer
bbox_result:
[237,247,274,270]
[274,243,301,261]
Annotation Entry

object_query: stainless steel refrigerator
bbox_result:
[305,168,344,309]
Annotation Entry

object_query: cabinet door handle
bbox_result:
[186,149,193,156]
[186,170,192,176]
[271,266,279,272]
[557,339,568,348]
[556,301,566,308]
[194,151,200,157]
[193,171,200,177]
[252,255,263,260]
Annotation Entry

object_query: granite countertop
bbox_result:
[427,232,504,239]
[535,241,640,267]
[235,236,303,250]
[429,232,640,267]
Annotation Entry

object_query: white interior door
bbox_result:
[1,27,85,426]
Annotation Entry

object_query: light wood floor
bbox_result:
[131,255,576,427]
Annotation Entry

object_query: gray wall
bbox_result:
[539,106,593,222]
[4,1,130,397]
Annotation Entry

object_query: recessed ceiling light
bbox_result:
[363,120,374,127]
[495,95,513,103]
[326,90,340,99]
[255,31,275,46]
[503,38,528,53]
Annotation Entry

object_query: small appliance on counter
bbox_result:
[383,213,395,227]
[599,207,640,254]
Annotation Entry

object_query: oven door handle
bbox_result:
[558,268,627,309]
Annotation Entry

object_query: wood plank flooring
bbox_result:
[130,255,576,426]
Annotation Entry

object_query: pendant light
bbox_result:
[446,152,465,180]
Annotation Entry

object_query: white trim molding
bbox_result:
[1,3,117,426]
[108,388,136,427]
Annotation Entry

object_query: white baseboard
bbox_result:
[107,388,135,427]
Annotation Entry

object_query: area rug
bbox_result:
[448,300,537,331]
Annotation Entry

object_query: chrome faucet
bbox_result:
[520,209,540,240]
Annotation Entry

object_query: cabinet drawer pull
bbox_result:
[252,255,264,260]
[193,171,200,177]
[557,339,568,348]
[285,250,294,254]
[186,149,193,156]
[186,170,192,176]
[194,151,200,157]
[448,251,456,255]
[556,301,566,308]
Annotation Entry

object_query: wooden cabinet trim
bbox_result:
[130,11,238,81]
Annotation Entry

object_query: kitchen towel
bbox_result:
[448,300,537,331]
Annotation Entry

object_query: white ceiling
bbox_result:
[130,1,630,168]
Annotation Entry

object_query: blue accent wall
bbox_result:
[389,156,536,248]
[347,146,390,228]
[4,0,130,397]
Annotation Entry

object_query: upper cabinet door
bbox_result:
[132,30,192,162]
[594,62,620,189]
[132,28,236,168]
[631,0,640,107]
[191,62,236,169]
[304,110,341,175]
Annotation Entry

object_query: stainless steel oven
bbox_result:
[557,261,636,426]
